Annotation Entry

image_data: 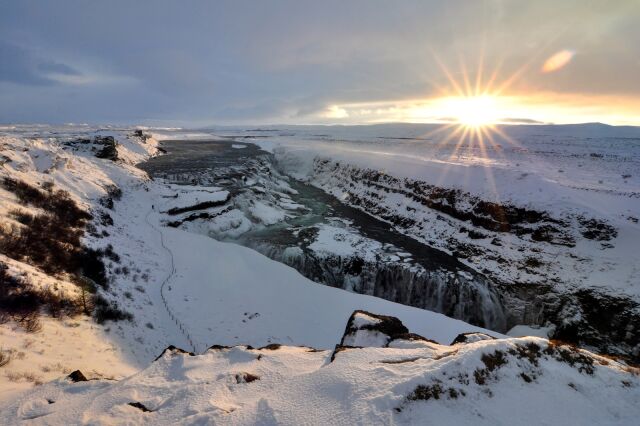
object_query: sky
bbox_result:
[1,0,639,126]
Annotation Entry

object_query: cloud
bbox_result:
[0,1,639,124]
[499,117,547,124]
[37,61,80,76]
[0,41,81,86]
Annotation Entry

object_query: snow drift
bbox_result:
[1,311,638,425]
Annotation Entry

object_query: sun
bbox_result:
[440,95,501,127]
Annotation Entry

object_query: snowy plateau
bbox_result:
[0,123,639,425]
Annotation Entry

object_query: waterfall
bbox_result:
[245,240,508,332]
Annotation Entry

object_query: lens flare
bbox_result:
[542,50,575,73]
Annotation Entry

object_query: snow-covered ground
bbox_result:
[0,125,491,405]
[1,124,639,424]
[1,314,638,425]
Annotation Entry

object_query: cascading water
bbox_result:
[243,239,507,331]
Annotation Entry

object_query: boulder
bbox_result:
[67,370,87,382]
[332,310,436,361]
[339,310,409,348]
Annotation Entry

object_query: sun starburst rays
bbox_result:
[412,52,537,204]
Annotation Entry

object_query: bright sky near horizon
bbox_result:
[1,0,639,126]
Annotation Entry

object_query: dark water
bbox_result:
[139,139,264,175]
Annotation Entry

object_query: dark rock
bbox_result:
[154,345,195,361]
[259,343,282,350]
[128,402,152,412]
[339,310,409,348]
[467,229,487,239]
[451,332,496,345]
[330,344,361,362]
[578,217,617,241]
[388,332,440,347]
[165,194,230,215]
[207,344,232,351]
[67,370,87,382]
[235,372,260,383]
[95,136,118,161]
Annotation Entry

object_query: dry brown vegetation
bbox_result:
[0,178,132,327]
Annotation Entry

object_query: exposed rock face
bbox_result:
[332,310,440,358]
[311,158,577,246]
[132,129,150,143]
[252,242,508,331]
[153,345,196,361]
[95,136,118,161]
[553,289,640,360]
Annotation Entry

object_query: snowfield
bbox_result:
[1,124,639,424]
[1,315,638,425]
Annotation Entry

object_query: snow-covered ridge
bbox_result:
[2,311,638,425]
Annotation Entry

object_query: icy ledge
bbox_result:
[2,311,638,425]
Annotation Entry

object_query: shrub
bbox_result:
[0,179,113,291]
[0,266,69,331]
[1,178,92,227]
[93,294,133,324]
[0,179,136,325]
[20,313,42,333]
[0,264,42,320]
[74,248,109,289]
[99,185,122,210]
